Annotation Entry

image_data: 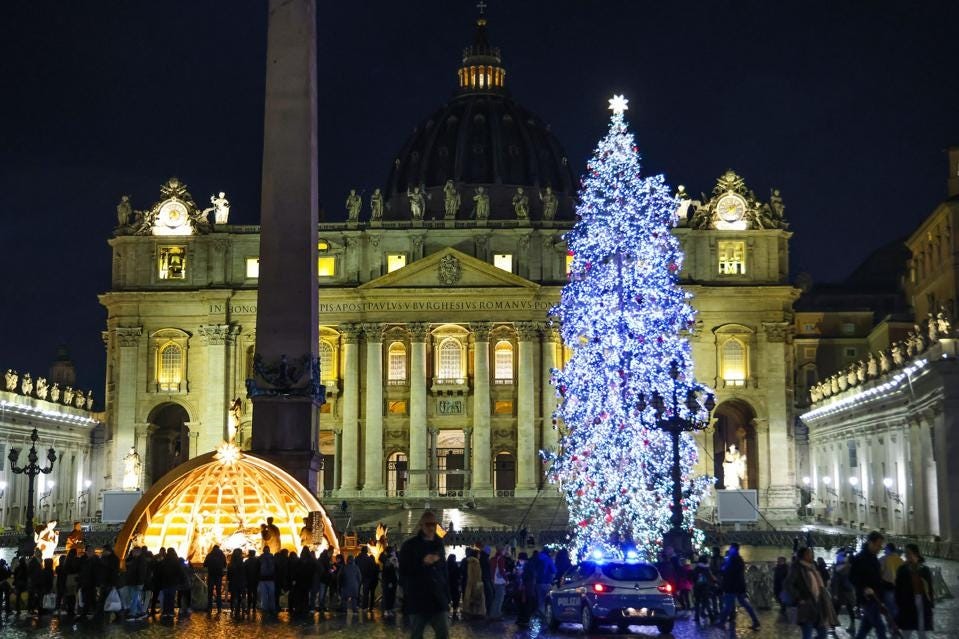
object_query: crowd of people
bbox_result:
[770,531,936,639]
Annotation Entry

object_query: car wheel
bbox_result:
[656,620,674,634]
[581,605,598,633]
[546,601,560,631]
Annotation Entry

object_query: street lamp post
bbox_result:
[8,428,57,552]
[644,361,715,557]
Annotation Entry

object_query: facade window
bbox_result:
[319,341,335,381]
[718,241,746,275]
[565,254,574,276]
[494,340,513,381]
[438,338,464,381]
[840,322,856,335]
[158,246,186,280]
[388,401,407,414]
[802,323,816,333]
[388,342,407,382]
[494,400,513,415]
[386,253,407,273]
[803,346,817,359]
[157,343,183,392]
[721,338,747,384]
[847,441,858,468]
[245,257,259,278]
[493,254,513,272]
[844,347,857,358]
[317,256,336,277]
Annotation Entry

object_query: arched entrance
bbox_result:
[711,400,759,490]
[494,451,516,495]
[147,403,191,487]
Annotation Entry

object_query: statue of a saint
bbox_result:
[299,516,314,550]
[540,186,558,221]
[512,187,529,219]
[5,369,18,391]
[913,325,926,353]
[891,343,904,366]
[867,353,878,378]
[936,311,951,336]
[830,376,840,394]
[855,362,866,384]
[50,382,60,403]
[211,192,230,224]
[846,367,857,386]
[64,386,74,405]
[346,189,362,222]
[928,313,939,342]
[35,377,48,400]
[822,380,832,397]
[35,520,59,560]
[370,188,384,220]
[227,397,242,442]
[122,447,142,491]
[74,390,86,408]
[407,186,426,220]
[85,390,93,410]
[443,180,461,219]
[722,445,746,490]
[473,186,490,220]
[21,373,33,396]
[769,188,785,220]
[116,195,132,227]
[879,351,890,373]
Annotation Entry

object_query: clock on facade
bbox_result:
[716,194,746,224]
[154,200,192,236]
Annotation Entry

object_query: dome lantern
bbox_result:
[457,9,506,94]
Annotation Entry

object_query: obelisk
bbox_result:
[248,0,323,491]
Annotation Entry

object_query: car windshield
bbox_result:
[600,563,659,582]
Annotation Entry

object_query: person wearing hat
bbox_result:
[894,544,933,639]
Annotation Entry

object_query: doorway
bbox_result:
[711,400,759,490]
[147,403,191,486]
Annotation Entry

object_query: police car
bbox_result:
[545,552,676,634]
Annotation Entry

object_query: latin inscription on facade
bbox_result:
[208,299,554,315]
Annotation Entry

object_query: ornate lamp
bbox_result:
[8,428,57,552]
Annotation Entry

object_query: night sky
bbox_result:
[2,1,958,403]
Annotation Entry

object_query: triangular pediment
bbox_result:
[358,247,539,290]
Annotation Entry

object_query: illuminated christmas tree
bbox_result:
[547,95,713,561]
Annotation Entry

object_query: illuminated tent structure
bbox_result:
[115,443,337,565]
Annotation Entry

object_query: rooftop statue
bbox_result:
[346,189,362,222]
[210,192,231,224]
[50,382,60,402]
[4,369,17,391]
[116,195,132,228]
[407,185,426,220]
[512,187,529,219]
[928,313,939,341]
[370,188,384,220]
[21,373,33,396]
[937,311,951,336]
[443,180,461,219]
[64,386,75,406]
[36,377,48,400]
[85,390,94,410]
[879,351,890,373]
[769,188,785,220]
[540,186,558,220]
[891,343,904,366]
[866,353,878,378]
[473,186,490,220]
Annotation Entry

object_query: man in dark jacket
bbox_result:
[96,544,120,620]
[715,543,760,630]
[399,510,449,639]
[772,556,789,614]
[851,531,888,639]
[203,545,227,612]
[243,550,260,615]
[125,546,148,619]
[355,545,379,613]
[77,546,99,617]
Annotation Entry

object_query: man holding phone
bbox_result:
[399,510,450,639]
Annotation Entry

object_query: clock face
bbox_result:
[716,194,746,223]
[153,200,193,236]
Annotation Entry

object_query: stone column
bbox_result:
[332,429,342,493]
[759,322,796,516]
[463,426,473,492]
[362,323,385,495]
[133,423,150,488]
[516,321,538,496]
[470,322,493,496]
[429,426,440,493]
[540,323,560,456]
[112,327,142,489]
[339,324,362,494]
[198,323,238,455]
[408,322,429,496]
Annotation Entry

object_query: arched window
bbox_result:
[388,342,407,382]
[319,340,335,381]
[157,343,182,392]
[438,338,463,381]
[721,339,747,385]
[494,340,513,381]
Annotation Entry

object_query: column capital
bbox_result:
[470,322,493,342]
[408,322,430,342]
[362,323,385,342]
[340,323,363,344]
[428,425,439,436]
[761,321,791,343]
[516,321,538,342]
[115,326,143,347]
[463,426,474,436]
[539,322,561,343]
[199,323,240,345]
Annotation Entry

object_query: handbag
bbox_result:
[104,587,123,612]
[42,592,57,610]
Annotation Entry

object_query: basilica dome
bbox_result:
[384,17,577,221]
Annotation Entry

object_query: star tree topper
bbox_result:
[608,94,629,115]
